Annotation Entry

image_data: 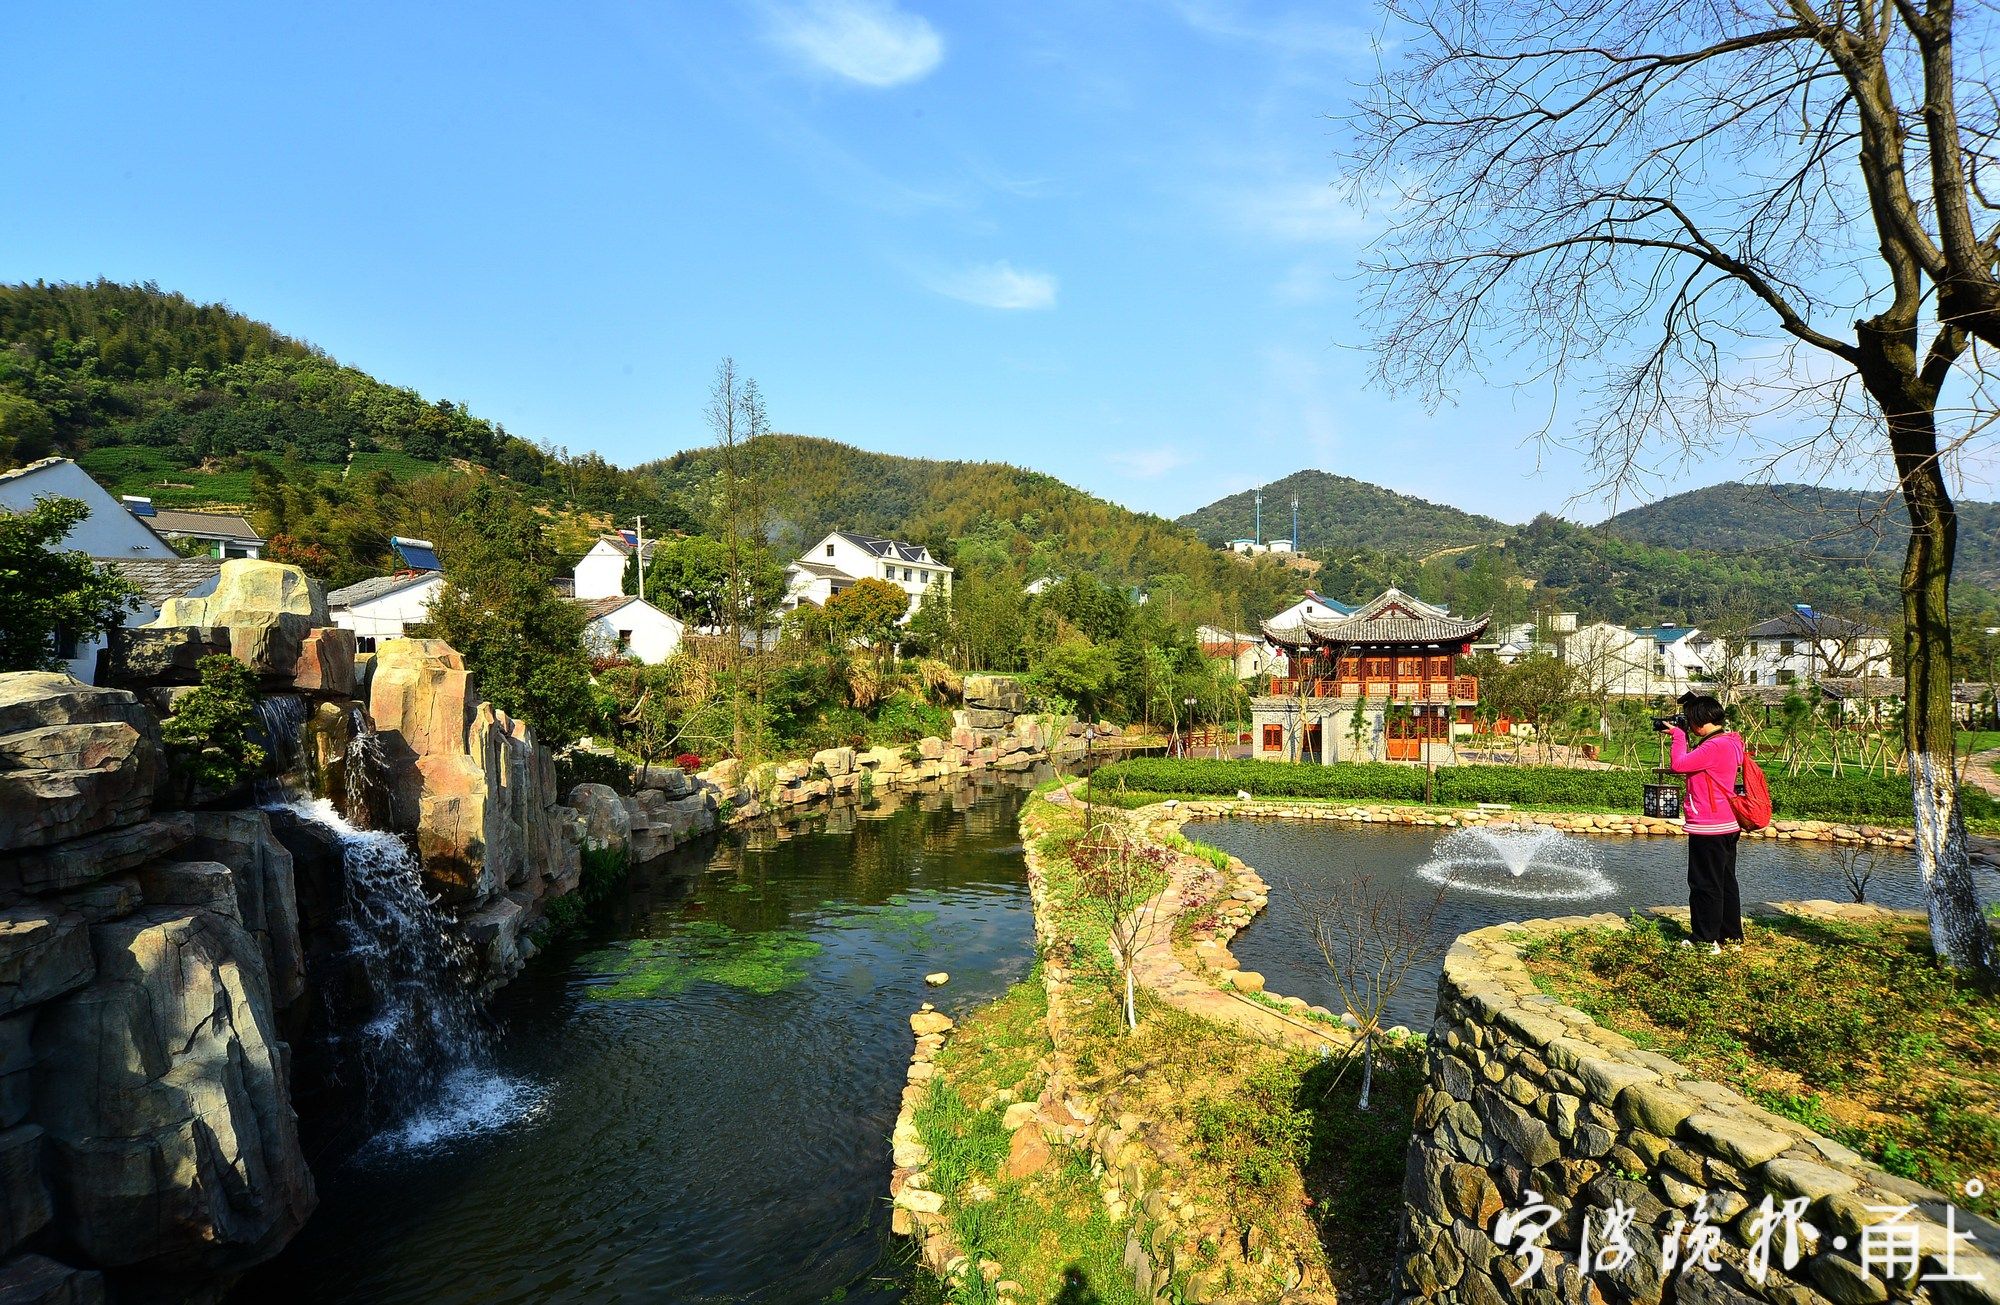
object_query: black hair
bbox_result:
[1681,694,1726,730]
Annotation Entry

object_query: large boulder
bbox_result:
[0,675,160,851]
[290,626,356,697]
[178,812,308,1013]
[566,783,631,854]
[0,1254,105,1305]
[152,560,328,679]
[0,910,93,1018]
[963,674,1027,713]
[30,908,316,1276]
[2,818,196,896]
[92,627,228,691]
[367,641,580,961]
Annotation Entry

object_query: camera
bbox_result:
[1652,712,1687,732]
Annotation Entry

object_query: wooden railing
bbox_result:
[1264,676,1479,701]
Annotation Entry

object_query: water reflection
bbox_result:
[247,770,1044,1305]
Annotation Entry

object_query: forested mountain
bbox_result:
[1175,468,1508,557]
[0,281,1302,625]
[1601,482,2000,586]
[13,279,1994,630]
[1178,470,2000,626]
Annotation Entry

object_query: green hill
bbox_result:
[1174,468,1509,557]
[0,281,1303,624]
[1601,482,2000,587]
[1178,468,2000,625]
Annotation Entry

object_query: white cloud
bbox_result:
[1168,0,1372,58]
[1105,445,1194,478]
[1224,178,1386,245]
[928,260,1058,310]
[766,0,943,88]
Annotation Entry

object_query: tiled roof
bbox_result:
[836,531,938,565]
[1633,625,1696,644]
[1264,587,1488,648]
[0,457,71,485]
[146,508,262,542]
[95,557,221,609]
[793,560,851,580]
[327,572,440,608]
[573,596,635,621]
[1743,611,1881,639]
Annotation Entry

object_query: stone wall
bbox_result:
[0,673,316,1304]
[1399,904,1997,1304]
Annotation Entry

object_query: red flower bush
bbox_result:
[674,753,704,772]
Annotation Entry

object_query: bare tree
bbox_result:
[705,358,770,759]
[1830,843,1878,903]
[1287,873,1448,1110]
[1072,808,1176,1031]
[1352,0,1999,971]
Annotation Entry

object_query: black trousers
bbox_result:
[1687,832,1743,943]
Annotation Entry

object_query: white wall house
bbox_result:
[0,458,178,561]
[0,458,189,680]
[783,531,952,619]
[1267,591,1356,629]
[1562,621,1656,697]
[1631,625,1721,697]
[1739,607,1891,686]
[573,531,653,601]
[577,596,685,664]
[327,573,446,651]
[1198,628,1284,680]
[121,497,263,558]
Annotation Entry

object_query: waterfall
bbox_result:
[342,706,389,828]
[279,797,542,1152]
[254,694,311,797]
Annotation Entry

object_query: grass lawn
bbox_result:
[906,976,1147,1305]
[1522,913,2000,1218]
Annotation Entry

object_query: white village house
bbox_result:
[0,457,202,680]
[327,571,447,652]
[573,530,653,601]
[782,531,952,619]
[577,595,685,664]
[120,496,264,559]
[1738,606,1891,686]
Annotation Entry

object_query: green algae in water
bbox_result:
[579,921,823,999]
[822,894,939,950]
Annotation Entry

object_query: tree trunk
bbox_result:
[1357,1032,1375,1112]
[1893,416,1997,973]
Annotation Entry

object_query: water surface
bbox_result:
[1185,818,2000,1030]
[248,774,1041,1304]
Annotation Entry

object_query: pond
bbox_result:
[1184,818,2000,1031]
[245,771,1044,1305]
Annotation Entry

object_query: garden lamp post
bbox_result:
[1183,696,1198,758]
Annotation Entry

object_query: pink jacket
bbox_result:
[1668,727,1745,834]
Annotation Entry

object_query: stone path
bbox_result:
[1963,747,2000,798]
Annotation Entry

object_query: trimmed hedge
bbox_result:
[1087,757,1997,825]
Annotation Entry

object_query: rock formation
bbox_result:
[0,674,315,1301]
[367,639,580,981]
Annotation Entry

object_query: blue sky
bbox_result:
[0,1,1873,523]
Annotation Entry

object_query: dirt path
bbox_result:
[1962,747,2000,798]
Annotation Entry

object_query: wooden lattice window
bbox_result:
[1262,725,1283,751]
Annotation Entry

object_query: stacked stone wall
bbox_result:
[1400,906,1997,1304]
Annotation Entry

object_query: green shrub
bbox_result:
[1189,1059,1310,1191]
[556,748,634,796]
[161,655,266,795]
[1088,756,1995,824]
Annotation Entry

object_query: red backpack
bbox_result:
[1729,742,1773,831]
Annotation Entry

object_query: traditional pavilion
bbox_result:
[1253,587,1490,765]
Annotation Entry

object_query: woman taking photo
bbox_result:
[1657,694,1746,953]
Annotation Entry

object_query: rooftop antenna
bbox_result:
[1254,487,1263,546]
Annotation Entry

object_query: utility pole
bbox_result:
[1292,494,1299,552]
[634,515,645,602]
[1254,488,1263,546]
